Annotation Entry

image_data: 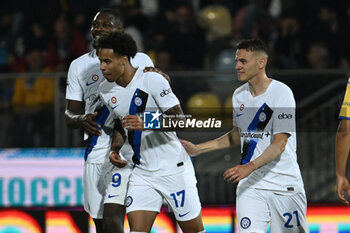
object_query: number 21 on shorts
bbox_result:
[283,210,300,228]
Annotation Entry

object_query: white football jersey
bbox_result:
[65,50,153,163]
[99,68,193,176]
[232,80,305,193]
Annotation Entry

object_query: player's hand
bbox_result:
[79,112,102,136]
[336,175,350,206]
[109,151,128,168]
[223,162,256,183]
[180,139,200,157]
[143,66,171,83]
[122,115,143,131]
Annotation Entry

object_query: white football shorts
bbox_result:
[83,161,132,219]
[126,164,202,221]
[236,186,309,233]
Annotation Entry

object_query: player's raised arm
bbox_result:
[180,127,240,157]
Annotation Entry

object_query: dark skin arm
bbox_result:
[64,99,102,136]
[109,118,128,168]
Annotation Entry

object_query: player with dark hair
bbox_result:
[181,39,309,232]
[97,30,205,233]
[65,8,155,233]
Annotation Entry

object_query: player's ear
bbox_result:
[258,55,267,69]
[122,55,128,65]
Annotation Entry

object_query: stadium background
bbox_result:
[1,0,350,232]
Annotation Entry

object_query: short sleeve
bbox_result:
[66,60,83,101]
[272,85,296,135]
[339,78,350,120]
[131,52,154,68]
[146,73,180,112]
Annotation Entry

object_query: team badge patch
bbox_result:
[92,74,99,81]
[86,74,99,86]
[134,97,142,106]
[240,217,251,229]
[259,112,267,122]
[240,104,245,111]
[126,196,133,207]
[111,96,117,104]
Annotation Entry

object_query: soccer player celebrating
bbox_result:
[181,39,309,233]
[97,31,205,233]
[65,9,153,233]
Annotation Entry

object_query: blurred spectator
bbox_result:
[46,14,88,72]
[337,3,350,68]
[164,2,207,70]
[304,3,340,67]
[0,79,14,147]
[273,14,301,68]
[12,49,54,147]
[306,42,330,69]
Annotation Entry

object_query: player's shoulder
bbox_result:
[141,71,167,87]
[131,52,154,68]
[70,50,97,66]
[233,82,249,96]
[270,79,293,94]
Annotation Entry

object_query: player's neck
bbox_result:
[118,66,137,87]
[248,74,271,97]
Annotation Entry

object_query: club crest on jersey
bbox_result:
[134,97,143,106]
[240,217,251,229]
[240,104,245,111]
[86,74,99,86]
[126,196,133,207]
[259,112,267,122]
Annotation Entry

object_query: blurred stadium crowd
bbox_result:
[0,0,350,148]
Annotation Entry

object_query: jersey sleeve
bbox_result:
[232,95,238,127]
[146,73,180,112]
[66,60,83,101]
[272,85,296,135]
[131,52,154,68]
[339,78,350,120]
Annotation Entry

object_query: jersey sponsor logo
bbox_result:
[160,88,172,97]
[143,110,161,129]
[134,97,143,106]
[278,113,293,119]
[240,217,251,229]
[126,196,133,207]
[240,131,271,139]
[240,104,245,111]
[179,211,190,218]
[86,74,99,86]
[108,194,119,198]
